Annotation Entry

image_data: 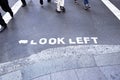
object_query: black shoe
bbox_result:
[47,0,51,3]
[22,3,27,7]
[40,0,43,5]
[74,0,77,3]
[0,25,7,33]
[60,6,65,12]
[56,9,61,13]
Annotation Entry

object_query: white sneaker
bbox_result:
[85,4,90,8]
[84,4,90,10]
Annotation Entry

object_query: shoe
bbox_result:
[56,9,61,13]
[84,4,90,10]
[0,25,7,33]
[47,0,51,3]
[86,4,90,8]
[74,0,77,3]
[40,0,43,5]
[60,6,66,12]
[22,3,27,7]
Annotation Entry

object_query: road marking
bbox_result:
[2,0,120,23]
[3,0,22,24]
[18,40,29,44]
[101,0,120,20]
[2,0,120,24]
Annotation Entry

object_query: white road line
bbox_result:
[3,0,22,24]
[101,0,120,21]
[2,0,120,24]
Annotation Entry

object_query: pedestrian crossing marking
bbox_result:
[101,0,120,21]
[3,0,22,24]
[2,0,120,25]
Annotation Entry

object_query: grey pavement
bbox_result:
[0,45,120,80]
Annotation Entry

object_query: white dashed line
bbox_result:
[101,0,120,20]
[3,0,22,24]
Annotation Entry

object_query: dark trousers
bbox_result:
[0,0,13,17]
[74,0,89,5]
[40,0,51,5]
[21,0,26,5]
[84,0,89,4]
[0,13,6,27]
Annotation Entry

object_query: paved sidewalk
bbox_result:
[0,45,120,80]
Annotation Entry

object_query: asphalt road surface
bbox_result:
[0,0,120,63]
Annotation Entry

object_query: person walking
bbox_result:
[56,0,65,13]
[84,0,90,9]
[0,13,7,32]
[74,0,90,10]
[21,0,27,7]
[40,0,51,5]
[0,0,13,17]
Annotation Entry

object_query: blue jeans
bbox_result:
[84,0,89,5]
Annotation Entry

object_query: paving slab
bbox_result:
[33,75,51,80]
[94,52,120,66]
[77,54,96,68]
[21,60,52,80]
[0,45,120,76]
[100,65,120,80]
[0,70,22,80]
[51,70,78,80]
[75,67,107,80]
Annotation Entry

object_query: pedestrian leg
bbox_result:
[56,0,61,13]
[84,0,90,10]
[21,0,27,7]
[47,0,51,3]
[84,0,88,5]
[0,0,13,17]
[0,13,7,32]
[60,0,65,12]
[74,0,77,3]
[7,8,13,17]
[40,0,43,5]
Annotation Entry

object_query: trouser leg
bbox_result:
[57,0,61,11]
[7,8,13,17]
[21,0,27,7]
[47,0,51,2]
[84,0,89,5]
[0,0,13,17]
[84,0,90,10]
[21,0,26,5]
[57,0,64,11]
[60,0,64,7]
[0,13,6,27]
[60,0,65,12]
[40,0,43,5]
[74,0,77,3]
